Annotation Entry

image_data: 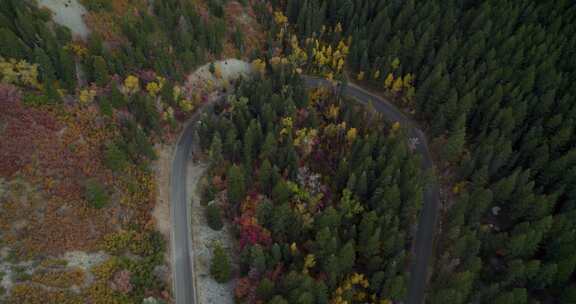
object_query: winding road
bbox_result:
[170,76,439,304]
[170,95,222,304]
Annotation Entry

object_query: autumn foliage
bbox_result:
[198,68,423,303]
[0,64,168,302]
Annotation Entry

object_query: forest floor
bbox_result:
[0,247,108,299]
[0,247,35,294]
[185,59,252,95]
[37,0,89,39]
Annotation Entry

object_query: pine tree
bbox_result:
[531,263,558,289]
[256,277,274,300]
[224,128,239,161]
[54,26,72,45]
[258,159,273,195]
[260,132,277,161]
[359,211,379,258]
[93,56,110,86]
[133,125,157,160]
[360,50,369,74]
[110,84,127,108]
[325,254,340,287]
[210,243,232,283]
[250,244,267,273]
[209,132,223,167]
[33,47,55,82]
[227,164,246,205]
[356,171,368,199]
[271,243,282,265]
[338,241,356,274]
[256,199,274,228]
[44,80,61,104]
[387,275,407,301]
[0,28,29,58]
[85,179,109,209]
[58,48,76,91]
[205,203,223,230]
[104,142,128,172]
[272,180,291,205]
[271,203,293,239]
[243,122,256,166]
[160,81,176,106]
[88,33,104,56]
[233,27,245,54]
[181,50,197,71]
[99,97,113,117]
[442,114,466,163]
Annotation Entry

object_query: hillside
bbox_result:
[277,0,576,303]
[0,0,263,302]
[1,0,575,304]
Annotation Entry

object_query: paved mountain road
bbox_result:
[171,78,439,304]
[171,96,221,304]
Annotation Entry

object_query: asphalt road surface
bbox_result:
[303,76,440,304]
[171,96,221,304]
[171,78,439,304]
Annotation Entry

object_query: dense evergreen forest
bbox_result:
[0,0,233,150]
[2,0,575,302]
[277,0,576,303]
[197,68,424,303]
[1,0,226,83]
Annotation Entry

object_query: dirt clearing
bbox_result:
[38,0,90,39]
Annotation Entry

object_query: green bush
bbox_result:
[205,203,223,231]
[99,97,113,117]
[256,278,275,301]
[110,85,127,109]
[210,243,231,283]
[104,142,129,171]
[201,182,216,206]
[85,179,109,209]
[22,92,50,106]
[12,266,31,282]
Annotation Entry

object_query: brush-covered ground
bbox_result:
[0,0,266,302]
